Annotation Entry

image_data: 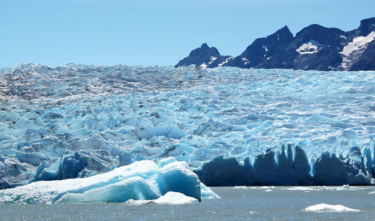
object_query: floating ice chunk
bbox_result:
[124,192,198,206]
[0,161,158,204]
[233,186,248,189]
[156,158,202,201]
[304,204,360,212]
[56,177,158,204]
[153,192,198,205]
[124,199,154,206]
[0,159,214,204]
[288,187,314,191]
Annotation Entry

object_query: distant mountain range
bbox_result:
[175,17,375,71]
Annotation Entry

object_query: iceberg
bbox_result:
[0,158,219,204]
[125,192,198,206]
[304,204,360,212]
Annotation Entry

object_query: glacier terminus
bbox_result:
[1,63,375,203]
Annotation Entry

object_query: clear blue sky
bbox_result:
[0,0,374,68]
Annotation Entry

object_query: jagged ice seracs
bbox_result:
[1,63,375,188]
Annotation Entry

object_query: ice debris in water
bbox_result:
[0,158,219,204]
[304,204,360,212]
[125,192,198,206]
[287,185,370,191]
[1,63,375,187]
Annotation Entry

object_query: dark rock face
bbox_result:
[350,40,375,71]
[227,26,295,69]
[176,17,375,71]
[194,145,373,186]
[175,43,233,68]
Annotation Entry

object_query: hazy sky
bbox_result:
[1,0,374,68]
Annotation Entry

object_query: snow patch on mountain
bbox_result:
[340,32,375,56]
[218,57,233,67]
[208,56,217,65]
[296,40,324,55]
[340,31,375,69]
[242,57,250,65]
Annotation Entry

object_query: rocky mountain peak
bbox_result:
[358,17,375,36]
[176,17,375,71]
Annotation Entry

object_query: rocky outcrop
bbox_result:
[175,43,233,69]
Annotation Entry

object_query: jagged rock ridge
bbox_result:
[176,17,375,71]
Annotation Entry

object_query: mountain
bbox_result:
[175,43,233,68]
[175,17,375,71]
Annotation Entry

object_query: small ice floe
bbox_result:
[288,185,366,192]
[233,186,248,189]
[304,204,360,212]
[265,189,272,192]
[153,192,199,205]
[288,187,315,191]
[125,192,198,206]
[259,186,275,189]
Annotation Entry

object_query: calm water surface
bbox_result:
[1,187,375,220]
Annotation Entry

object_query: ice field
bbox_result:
[1,63,375,188]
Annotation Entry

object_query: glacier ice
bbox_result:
[1,63,375,187]
[195,146,374,186]
[0,158,219,204]
[304,204,360,212]
[125,192,198,206]
[153,191,199,205]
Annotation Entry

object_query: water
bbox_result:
[1,186,375,220]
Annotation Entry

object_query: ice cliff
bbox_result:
[195,145,374,186]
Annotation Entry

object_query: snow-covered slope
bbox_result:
[1,63,375,188]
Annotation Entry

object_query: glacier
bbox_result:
[0,158,219,204]
[1,63,375,188]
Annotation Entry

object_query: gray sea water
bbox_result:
[1,186,374,220]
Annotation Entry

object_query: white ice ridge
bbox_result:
[296,40,324,54]
[304,204,360,212]
[0,158,219,204]
[340,31,375,56]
